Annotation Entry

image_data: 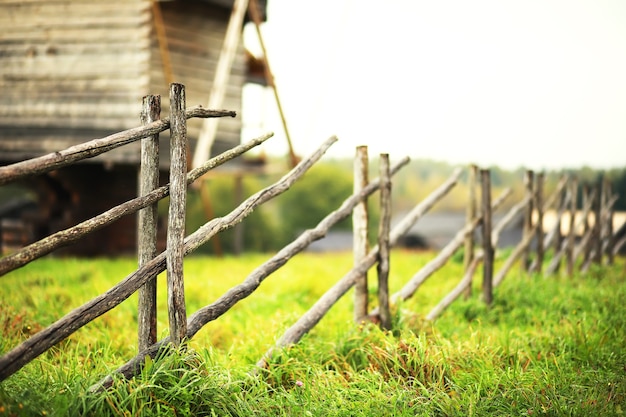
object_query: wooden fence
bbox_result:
[0,83,622,392]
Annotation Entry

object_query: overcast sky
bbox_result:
[242,0,626,170]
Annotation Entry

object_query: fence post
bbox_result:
[591,180,603,265]
[480,169,493,306]
[603,178,614,265]
[580,184,591,266]
[463,164,478,299]
[551,178,566,273]
[353,146,369,322]
[167,83,188,346]
[521,170,534,272]
[138,95,161,352]
[534,173,545,273]
[377,154,392,330]
[566,176,578,277]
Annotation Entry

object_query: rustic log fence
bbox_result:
[0,83,622,393]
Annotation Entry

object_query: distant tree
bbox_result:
[275,163,353,238]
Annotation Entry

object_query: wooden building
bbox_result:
[0,0,268,256]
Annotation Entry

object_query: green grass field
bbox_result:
[0,250,624,416]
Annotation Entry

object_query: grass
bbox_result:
[0,250,624,416]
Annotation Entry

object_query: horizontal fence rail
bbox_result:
[0,107,236,186]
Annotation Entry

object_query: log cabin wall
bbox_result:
[0,0,268,255]
[0,0,152,165]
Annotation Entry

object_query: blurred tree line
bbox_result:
[184,157,626,254]
[2,157,623,255]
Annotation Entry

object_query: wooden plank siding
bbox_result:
[0,0,267,255]
[0,0,260,167]
[0,0,151,165]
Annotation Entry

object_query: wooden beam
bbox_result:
[192,0,249,169]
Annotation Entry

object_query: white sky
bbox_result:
[242,0,626,170]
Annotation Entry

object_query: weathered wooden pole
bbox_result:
[591,180,603,265]
[551,178,565,273]
[534,173,545,273]
[138,95,161,352]
[566,176,578,277]
[167,83,188,346]
[603,178,614,265]
[377,154,392,330]
[463,164,478,298]
[521,170,534,272]
[581,184,592,265]
[352,146,369,322]
[480,169,493,306]
[248,0,298,168]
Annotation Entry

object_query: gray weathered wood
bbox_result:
[138,95,160,351]
[480,169,493,306]
[591,182,603,265]
[192,0,249,169]
[566,176,578,276]
[352,146,369,322]
[581,185,592,265]
[0,134,333,384]
[0,106,236,186]
[376,154,392,330]
[534,173,545,273]
[0,133,273,277]
[521,170,534,272]
[463,164,478,298]
[602,178,614,265]
[551,177,566,273]
[166,83,188,346]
